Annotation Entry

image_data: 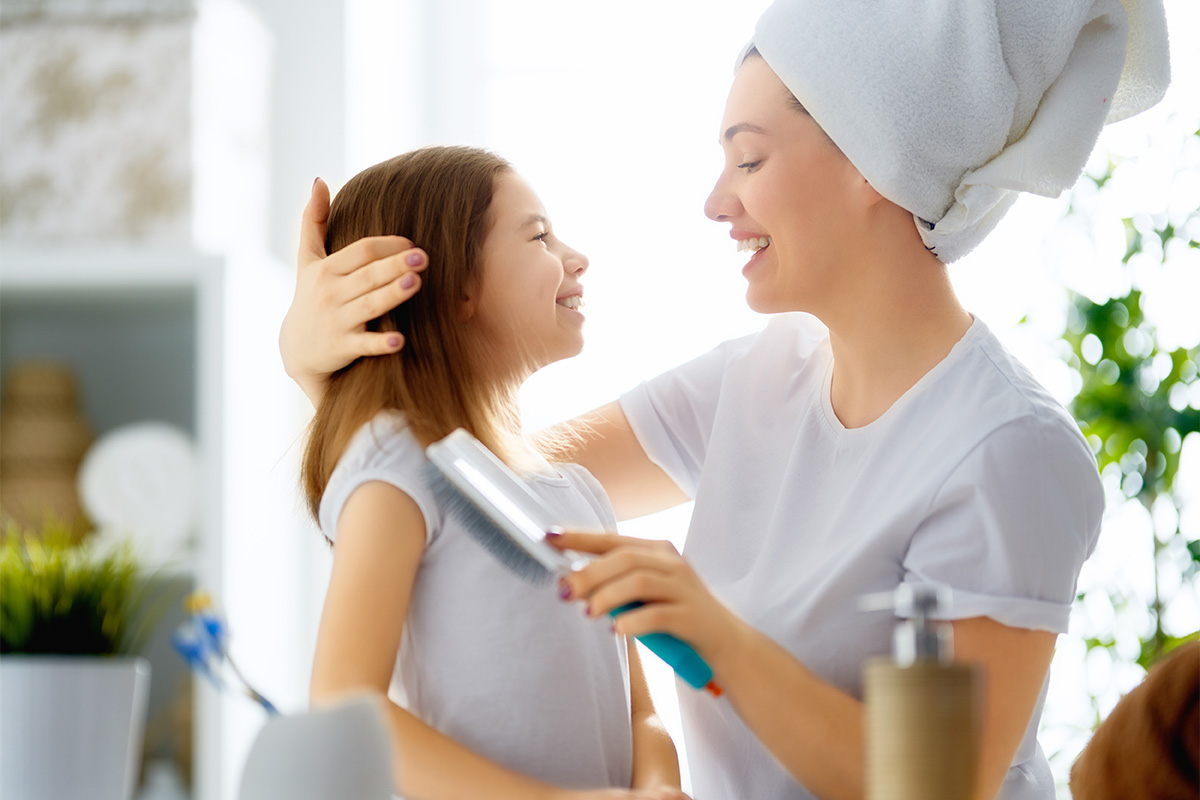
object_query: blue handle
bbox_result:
[611,602,715,691]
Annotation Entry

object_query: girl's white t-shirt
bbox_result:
[319,411,633,793]
[619,313,1104,800]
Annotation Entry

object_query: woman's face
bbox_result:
[471,172,589,377]
[705,57,869,314]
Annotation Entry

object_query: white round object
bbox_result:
[78,422,198,564]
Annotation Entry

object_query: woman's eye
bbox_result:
[737,160,762,173]
[533,232,550,243]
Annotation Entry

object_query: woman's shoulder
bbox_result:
[924,320,1100,482]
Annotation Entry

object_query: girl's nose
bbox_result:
[564,247,588,275]
[704,173,742,222]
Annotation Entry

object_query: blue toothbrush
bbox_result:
[425,429,721,696]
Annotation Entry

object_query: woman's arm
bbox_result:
[280,178,428,406]
[313,481,655,800]
[550,402,688,521]
[625,642,683,792]
[553,534,1056,800]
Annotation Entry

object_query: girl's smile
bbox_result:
[472,172,589,377]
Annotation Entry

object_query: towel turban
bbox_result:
[746,0,1171,262]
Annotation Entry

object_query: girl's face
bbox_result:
[705,57,871,315]
[470,172,589,377]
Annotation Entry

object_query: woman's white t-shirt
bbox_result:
[319,411,633,793]
[619,313,1104,800]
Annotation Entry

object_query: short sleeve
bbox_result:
[618,338,744,498]
[317,418,442,546]
[902,414,1104,633]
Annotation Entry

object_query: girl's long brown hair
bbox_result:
[301,146,513,521]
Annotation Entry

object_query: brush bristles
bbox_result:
[423,462,555,586]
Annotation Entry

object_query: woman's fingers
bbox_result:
[342,248,427,304]
[561,543,681,604]
[550,531,678,556]
[584,569,678,620]
[298,177,331,267]
[548,530,627,555]
[344,266,423,324]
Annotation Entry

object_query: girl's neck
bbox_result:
[821,229,973,429]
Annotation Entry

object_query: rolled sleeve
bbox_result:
[902,415,1104,633]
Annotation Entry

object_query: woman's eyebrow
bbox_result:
[722,122,769,143]
[520,213,547,228]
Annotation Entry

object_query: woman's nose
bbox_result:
[704,173,742,222]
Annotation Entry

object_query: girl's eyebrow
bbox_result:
[521,213,548,228]
[722,122,768,144]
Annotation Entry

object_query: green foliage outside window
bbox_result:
[1054,128,1199,758]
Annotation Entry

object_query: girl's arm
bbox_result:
[313,481,664,800]
[625,642,682,792]
[553,534,1057,800]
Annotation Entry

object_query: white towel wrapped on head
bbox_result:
[748,0,1170,263]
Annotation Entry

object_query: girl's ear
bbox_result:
[458,288,477,323]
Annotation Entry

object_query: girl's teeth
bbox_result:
[737,236,772,253]
[558,296,583,310]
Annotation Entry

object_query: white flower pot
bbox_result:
[0,655,151,800]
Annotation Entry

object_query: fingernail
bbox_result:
[313,177,319,188]
[406,251,424,267]
[545,531,561,539]
[387,335,401,348]
[559,581,572,601]
[610,622,617,634]
[401,274,416,289]
[585,601,593,617]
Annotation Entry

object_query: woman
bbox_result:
[280,2,1170,798]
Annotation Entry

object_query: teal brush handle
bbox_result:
[611,602,718,693]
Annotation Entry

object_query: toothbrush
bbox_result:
[424,428,721,697]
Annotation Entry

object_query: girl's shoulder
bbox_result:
[547,462,618,531]
[319,410,442,543]
[337,409,420,472]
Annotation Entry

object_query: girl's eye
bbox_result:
[737,160,762,173]
[533,232,550,243]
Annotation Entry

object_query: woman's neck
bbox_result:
[822,220,973,429]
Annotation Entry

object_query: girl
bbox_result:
[302,146,685,800]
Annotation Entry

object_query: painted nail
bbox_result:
[545,531,561,539]
[313,177,319,188]
[585,601,593,617]
[406,251,424,267]
[401,274,416,289]
[387,335,401,348]
[559,582,572,601]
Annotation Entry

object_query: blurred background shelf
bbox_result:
[0,244,225,799]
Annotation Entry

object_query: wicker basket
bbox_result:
[0,362,93,531]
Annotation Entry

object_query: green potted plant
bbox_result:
[0,519,158,800]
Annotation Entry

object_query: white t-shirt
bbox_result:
[619,314,1104,800]
[319,411,633,793]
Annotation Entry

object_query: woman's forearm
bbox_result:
[711,619,865,800]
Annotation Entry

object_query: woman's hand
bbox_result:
[279,178,429,406]
[551,533,748,673]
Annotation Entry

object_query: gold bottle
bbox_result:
[864,586,981,800]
